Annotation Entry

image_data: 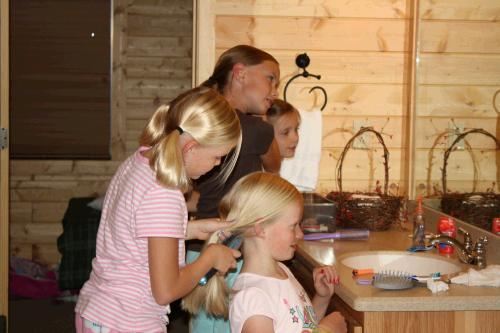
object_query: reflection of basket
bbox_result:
[440,128,500,231]
[326,127,402,231]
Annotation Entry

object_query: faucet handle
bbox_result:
[473,236,488,269]
[458,227,473,252]
[474,236,488,252]
[476,236,488,247]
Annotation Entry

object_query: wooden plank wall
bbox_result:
[1,0,10,321]
[212,0,414,196]
[205,0,500,197]
[9,0,193,266]
[8,0,500,266]
[414,0,500,196]
[123,0,193,157]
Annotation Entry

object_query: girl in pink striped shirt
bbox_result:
[75,87,242,333]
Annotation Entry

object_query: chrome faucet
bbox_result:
[428,227,488,269]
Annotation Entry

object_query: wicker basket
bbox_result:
[440,128,500,232]
[326,127,402,231]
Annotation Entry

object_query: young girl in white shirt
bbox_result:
[183,172,347,333]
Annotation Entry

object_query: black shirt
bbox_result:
[195,110,274,218]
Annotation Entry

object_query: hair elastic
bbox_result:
[175,126,184,134]
[217,229,228,242]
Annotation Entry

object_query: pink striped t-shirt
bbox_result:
[76,147,188,332]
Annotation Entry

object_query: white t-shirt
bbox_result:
[230,262,319,333]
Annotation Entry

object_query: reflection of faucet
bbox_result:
[428,227,488,269]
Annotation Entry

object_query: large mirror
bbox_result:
[413,0,500,234]
[192,1,500,234]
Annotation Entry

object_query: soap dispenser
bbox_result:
[412,196,426,246]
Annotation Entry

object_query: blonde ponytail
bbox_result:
[138,87,241,192]
[140,105,171,147]
[182,229,233,318]
[149,131,189,192]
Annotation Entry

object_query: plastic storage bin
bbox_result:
[301,192,337,233]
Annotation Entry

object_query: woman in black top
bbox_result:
[193,45,282,218]
[185,45,282,333]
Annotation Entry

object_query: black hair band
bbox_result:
[176,126,184,134]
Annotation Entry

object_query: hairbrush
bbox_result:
[198,233,243,286]
[373,271,415,290]
[355,270,416,290]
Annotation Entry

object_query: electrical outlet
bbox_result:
[448,122,464,150]
[353,120,370,149]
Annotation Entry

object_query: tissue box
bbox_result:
[301,192,337,233]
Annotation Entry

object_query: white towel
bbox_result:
[450,264,500,287]
[280,108,322,192]
[426,279,449,293]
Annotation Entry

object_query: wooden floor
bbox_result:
[9,298,189,333]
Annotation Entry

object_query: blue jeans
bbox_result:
[186,250,243,333]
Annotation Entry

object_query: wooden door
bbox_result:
[0,0,9,331]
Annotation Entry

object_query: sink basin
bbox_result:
[340,251,463,276]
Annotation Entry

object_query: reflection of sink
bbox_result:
[340,251,463,276]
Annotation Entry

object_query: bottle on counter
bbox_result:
[412,196,426,246]
[437,216,456,254]
[492,217,500,235]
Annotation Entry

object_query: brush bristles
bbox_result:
[373,270,415,290]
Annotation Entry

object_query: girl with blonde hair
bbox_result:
[184,172,347,333]
[75,87,242,333]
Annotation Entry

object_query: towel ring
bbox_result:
[283,53,327,111]
[308,86,327,111]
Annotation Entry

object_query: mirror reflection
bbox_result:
[414,1,500,235]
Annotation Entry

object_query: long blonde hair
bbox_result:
[201,45,279,94]
[182,172,302,318]
[139,87,241,192]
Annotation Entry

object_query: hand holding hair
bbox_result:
[185,218,233,240]
[204,243,241,275]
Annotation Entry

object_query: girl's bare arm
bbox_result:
[148,237,239,305]
[241,315,275,333]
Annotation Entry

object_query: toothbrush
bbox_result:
[352,268,374,276]
[410,272,441,283]
[353,268,441,282]
[406,244,435,252]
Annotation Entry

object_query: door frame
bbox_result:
[192,0,215,87]
[0,0,9,331]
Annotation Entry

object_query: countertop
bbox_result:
[296,227,500,312]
